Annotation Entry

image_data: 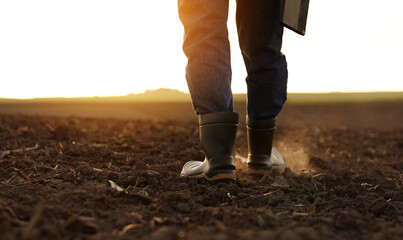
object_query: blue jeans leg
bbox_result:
[178,0,287,118]
[236,0,288,119]
[178,0,233,114]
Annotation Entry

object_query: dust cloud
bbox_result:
[277,140,310,174]
[234,140,310,174]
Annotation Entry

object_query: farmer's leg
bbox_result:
[178,0,233,114]
[236,0,287,175]
[178,0,238,181]
[236,0,288,119]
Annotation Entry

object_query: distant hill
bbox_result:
[0,88,402,104]
[125,88,190,102]
[0,88,191,103]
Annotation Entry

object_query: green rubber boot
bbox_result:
[247,117,284,175]
[181,112,239,181]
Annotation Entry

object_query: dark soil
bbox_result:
[0,102,402,240]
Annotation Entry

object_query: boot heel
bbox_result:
[205,173,236,181]
[247,117,284,176]
[204,156,236,181]
[247,154,271,175]
[205,171,236,182]
[180,112,239,182]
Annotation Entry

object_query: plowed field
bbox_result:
[0,102,402,239]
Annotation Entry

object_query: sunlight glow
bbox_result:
[1,0,402,99]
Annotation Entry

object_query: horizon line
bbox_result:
[1,88,403,100]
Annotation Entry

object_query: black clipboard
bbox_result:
[280,0,310,36]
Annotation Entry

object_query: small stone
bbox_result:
[65,216,99,234]
[271,176,290,188]
[149,226,178,240]
[176,203,190,213]
[256,215,266,228]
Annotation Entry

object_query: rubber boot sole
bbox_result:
[204,173,236,181]
[246,168,269,175]
[246,149,284,176]
[186,172,236,182]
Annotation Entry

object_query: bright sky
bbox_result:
[1,0,402,98]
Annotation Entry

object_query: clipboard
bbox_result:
[280,0,310,36]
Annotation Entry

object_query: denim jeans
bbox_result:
[178,0,288,119]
